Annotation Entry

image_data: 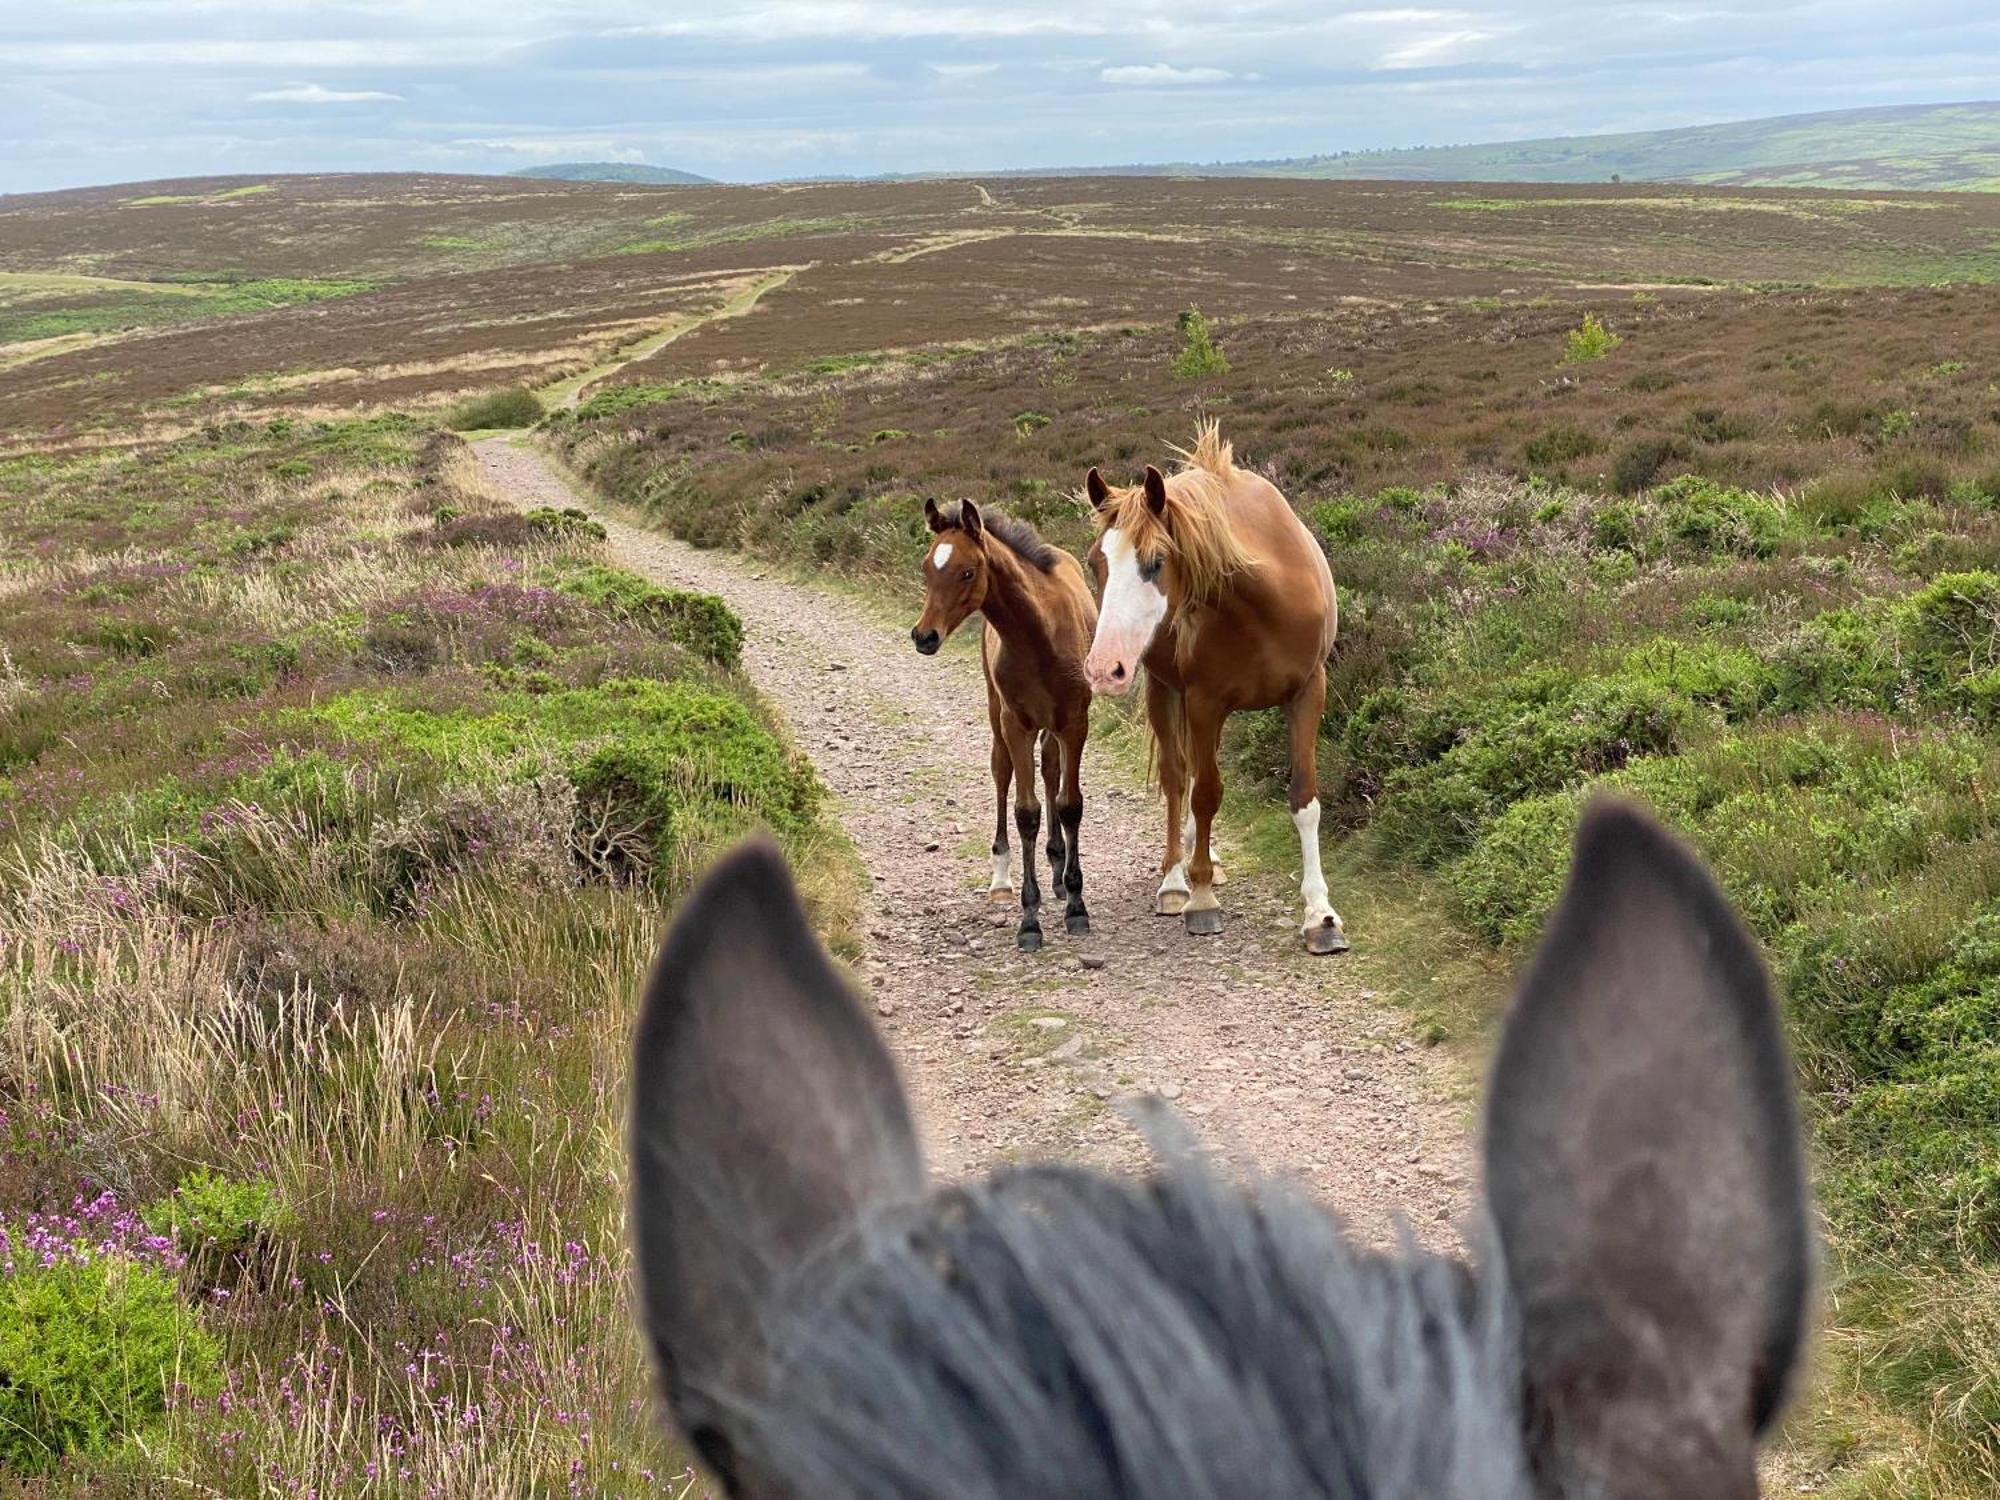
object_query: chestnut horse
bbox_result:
[911,498,1096,950]
[1083,425,1346,953]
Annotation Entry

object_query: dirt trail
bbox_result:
[476,440,1474,1236]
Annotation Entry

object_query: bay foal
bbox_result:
[1083,424,1346,952]
[910,498,1095,949]
[630,800,1813,1499]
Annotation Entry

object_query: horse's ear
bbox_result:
[1485,797,1811,1500]
[958,498,983,538]
[1085,467,1112,511]
[923,496,946,532]
[1142,466,1169,517]
[629,838,925,1476]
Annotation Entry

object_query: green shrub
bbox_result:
[522,506,607,543]
[1523,424,1599,469]
[297,678,821,885]
[548,563,744,667]
[144,1170,285,1280]
[1656,474,1785,557]
[1563,311,1622,363]
[1590,498,1651,554]
[0,1254,221,1471]
[1172,306,1229,379]
[1899,572,2000,705]
[1368,672,1706,865]
[446,387,544,431]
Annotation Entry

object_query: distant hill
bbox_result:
[835,101,2000,192]
[1235,102,2000,191]
[510,163,713,186]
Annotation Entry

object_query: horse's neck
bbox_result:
[979,550,1055,657]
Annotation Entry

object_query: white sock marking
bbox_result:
[990,848,1012,891]
[1294,798,1341,930]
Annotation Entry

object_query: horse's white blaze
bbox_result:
[1084,527,1166,696]
[931,542,954,569]
[990,847,1013,892]
[1294,798,1341,931]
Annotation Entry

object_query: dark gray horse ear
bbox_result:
[958,498,983,538]
[1085,467,1112,510]
[923,496,946,532]
[1142,466,1169,517]
[629,839,925,1473]
[1485,796,1811,1500]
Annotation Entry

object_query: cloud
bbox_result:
[248,82,403,104]
[1099,64,1237,87]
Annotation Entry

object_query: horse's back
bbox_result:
[1225,473,1337,656]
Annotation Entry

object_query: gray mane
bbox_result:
[706,1151,1531,1500]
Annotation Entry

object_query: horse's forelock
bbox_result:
[720,1160,1532,1500]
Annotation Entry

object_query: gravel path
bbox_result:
[477,438,1474,1237]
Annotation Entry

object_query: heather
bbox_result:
[0,419,843,1494]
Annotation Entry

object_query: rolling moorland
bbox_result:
[3,169,2000,1493]
[855,102,2000,194]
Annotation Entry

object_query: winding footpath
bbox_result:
[477,439,1474,1237]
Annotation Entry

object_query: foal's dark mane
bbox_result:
[951,501,1062,574]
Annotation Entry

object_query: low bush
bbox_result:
[0,1252,221,1471]
[1612,436,1683,494]
[1656,474,1786,558]
[1563,311,1622,363]
[547,562,744,666]
[446,387,544,431]
[1172,306,1229,379]
[144,1170,286,1282]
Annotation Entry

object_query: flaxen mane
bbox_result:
[948,501,1062,574]
[1088,421,1255,605]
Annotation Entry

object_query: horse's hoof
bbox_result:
[1305,921,1350,956]
[1066,912,1091,937]
[1017,927,1044,953]
[988,886,1017,905]
[1156,889,1189,917]
[1184,907,1225,937]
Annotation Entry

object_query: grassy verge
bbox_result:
[0,416,852,1492]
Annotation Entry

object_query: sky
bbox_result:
[4,1,1999,193]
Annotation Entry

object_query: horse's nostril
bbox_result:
[1111,663,1127,680]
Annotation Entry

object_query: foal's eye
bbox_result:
[1139,554,1165,583]
[960,567,975,581]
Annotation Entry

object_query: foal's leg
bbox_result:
[1056,720,1089,936]
[1287,667,1347,954]
[1183,697,1227,938]
[1149,675,1191,916]
[988,730,1015,901]
[1002,713,1045,951]
[1039,731,1066,888]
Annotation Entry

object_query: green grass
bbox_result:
[0,276,374,347]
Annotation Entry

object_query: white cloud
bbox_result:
[1375,29,1497,69]
[249,82,404,104]
[1099,64,1236,86]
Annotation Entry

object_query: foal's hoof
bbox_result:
[1184,907,1225,937]
[1156,889,1189,917]
[1211,862,1228,888]
[987,885,1017,905]
[1066,911,1092,937]
[1017,926,1044,953]
[1305,919,1350,956]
